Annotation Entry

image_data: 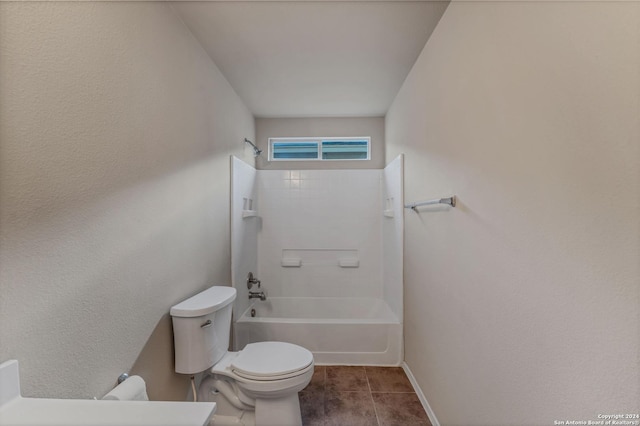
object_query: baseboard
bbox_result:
[401,362,440,426]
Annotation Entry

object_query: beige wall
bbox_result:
[0,2,255,400]
[255,117,384,169]
[386,2,639,424]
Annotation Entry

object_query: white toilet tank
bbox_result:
[170,286,237,375]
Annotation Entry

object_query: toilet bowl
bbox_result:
[208,342,314,426]
[170,286,314,426]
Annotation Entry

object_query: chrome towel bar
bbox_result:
[405,196,456,210]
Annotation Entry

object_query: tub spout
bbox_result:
[248,291,267,301]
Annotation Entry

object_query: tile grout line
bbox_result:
[321,367,327,425]
[365,367,382,426]
[304,366,427,426]
[323,366,327,423]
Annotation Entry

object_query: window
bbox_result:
[269,137,370,161]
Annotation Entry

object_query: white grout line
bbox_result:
[401,362,440,426]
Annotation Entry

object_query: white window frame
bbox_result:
[268,137,371,162]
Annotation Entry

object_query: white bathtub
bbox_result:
[234,297,403,365]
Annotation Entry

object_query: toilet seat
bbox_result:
[230,342,313,381]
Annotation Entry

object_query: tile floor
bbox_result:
[299,366,432,426]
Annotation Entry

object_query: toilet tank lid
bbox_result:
[170,286,237,318]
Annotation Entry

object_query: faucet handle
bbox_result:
[247,272,261,289]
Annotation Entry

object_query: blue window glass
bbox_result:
[272,141,319,159]
[269,137,370,161]
[321,140,369,160]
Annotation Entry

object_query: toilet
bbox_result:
[170,286,314,426]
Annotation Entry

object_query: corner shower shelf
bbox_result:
[242,210,258,218]
[383,209,394,218]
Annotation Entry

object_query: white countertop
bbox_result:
[0,360,215,426]
[0,397,216,426]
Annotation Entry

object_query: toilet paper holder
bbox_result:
[117,373,129,385]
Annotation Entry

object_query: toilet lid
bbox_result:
[231,342,313,379]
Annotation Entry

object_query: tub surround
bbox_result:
[381,155,404,320]
[235,298,402,365]
[251,160,404,318]
[238,297,398,323]
[256,169,385,300]
[230,156,260,320]
[230,158,404,366]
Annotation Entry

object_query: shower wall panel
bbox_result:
[230,156,259,319]
[382,155,404,322]
[257,169,383,299]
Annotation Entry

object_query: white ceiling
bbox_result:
[171,1,449,118]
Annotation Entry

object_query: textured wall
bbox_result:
[255,117,385,169]
[386,2,639,424]
[0,2,254,400]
